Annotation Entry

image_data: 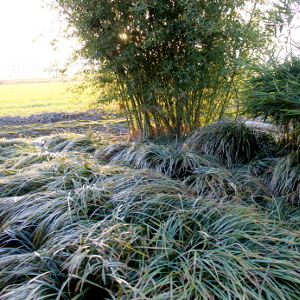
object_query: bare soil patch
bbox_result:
[0,110,120,127]
[0,110,129,139]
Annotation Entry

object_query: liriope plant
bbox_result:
[185,119,277,167]
[96,142,221,179]
[1,135,300,299]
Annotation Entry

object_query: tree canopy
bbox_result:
[54,0,277,137]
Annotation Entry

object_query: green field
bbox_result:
[0,80,93,116]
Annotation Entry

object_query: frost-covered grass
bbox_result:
[1,121,300,300]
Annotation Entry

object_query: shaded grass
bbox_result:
[263,152,300,206]
[185,119,277,167]
[96,142,221,178]
[184,166,268,203]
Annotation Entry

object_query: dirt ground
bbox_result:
[0,109,121,127]
[0,110,129,139]
[0,110,277,140]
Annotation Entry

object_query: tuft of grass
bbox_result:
[265,151,300,205]
[96,142,221,179]
[184,165,268,203]
[0,139,36,159]
[0,139,29,147]
[42,134,98,153]
[265,196,300,229]
[185,119,277,167]
[0,170,56,197]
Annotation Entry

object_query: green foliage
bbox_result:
[54,0,273,137]
[96,142,221,178]
[242,57,300,148]
[264,151,300,205]
[184,166,268,202]
[2,131,300,299]
[185,119,277,167]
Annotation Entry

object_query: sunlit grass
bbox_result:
[0,81,93,116]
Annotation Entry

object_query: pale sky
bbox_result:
[0,0,72,78]
[0,0,299,78]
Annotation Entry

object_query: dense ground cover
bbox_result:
[1,119,300,299]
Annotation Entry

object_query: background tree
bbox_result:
[54,0,275,138]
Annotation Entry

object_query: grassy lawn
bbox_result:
[0,80,93,116]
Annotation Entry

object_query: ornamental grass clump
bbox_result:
[0,138,37,160]
[42,134,98,153]
[96,142,221,179]
[265,151,300,205]
[0,135,113,197]
[242,57,300,150]
[184,165,268,203]
[265,196,300,230]
[185,119,277,167]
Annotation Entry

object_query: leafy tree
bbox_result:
[54,0,275,137]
